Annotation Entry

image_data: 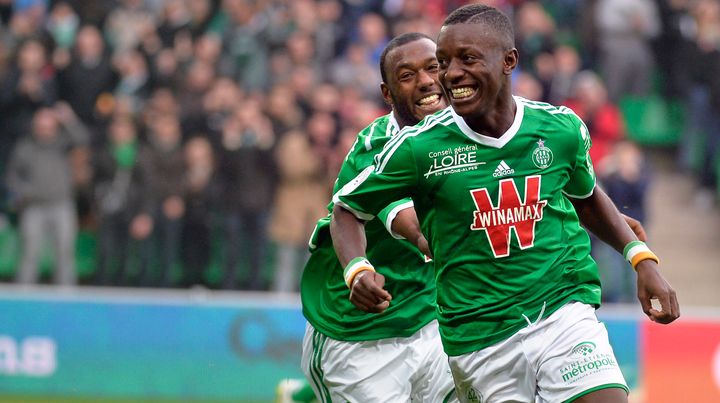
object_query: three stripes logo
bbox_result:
[493,160,515,178]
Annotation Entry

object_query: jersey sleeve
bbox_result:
[333,136,418,221]
[562,114,597,199]
[376,198,414,239]
[332,135,365,194]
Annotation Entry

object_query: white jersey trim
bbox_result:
[376,108,454,173]
[383,200,415,240]
[563,183,597,199]
[388,113,400,137]
[307,223,320,249]
[363,113,399,151]
[333,165,377,221]
[450,95,525,149]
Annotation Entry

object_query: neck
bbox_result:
[463,95,516,138]
[391,110,418,130]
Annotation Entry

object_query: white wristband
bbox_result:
[343,257,375,288]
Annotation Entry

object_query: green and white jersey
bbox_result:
[301,113,436,342]
[334,97,601,356]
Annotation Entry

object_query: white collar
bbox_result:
[450,95,524,149]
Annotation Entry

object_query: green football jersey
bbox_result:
[301,113,437,341]
[335,97,602,356]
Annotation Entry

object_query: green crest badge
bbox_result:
[571,341,596,357]
[466,387,483,403]
[532,139,554,169]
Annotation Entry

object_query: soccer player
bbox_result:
[294,29,649,403]
[331,5,679,403]
[298,32,456,403]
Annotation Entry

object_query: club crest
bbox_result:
[532,139,553,169]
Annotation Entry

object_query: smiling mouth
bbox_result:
[416,94,442,107]
[450,87,475,99]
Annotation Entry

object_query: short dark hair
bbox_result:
[379,32,434,84]
[442,4,515,48]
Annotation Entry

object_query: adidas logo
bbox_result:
[493,160,515,177]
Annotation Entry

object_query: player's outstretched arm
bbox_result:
[569,186,679,324]
[331,205,392,313]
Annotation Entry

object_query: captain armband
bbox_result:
[343,257,375,288]
[623,240,660,271]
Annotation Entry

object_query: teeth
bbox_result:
[451,87,474,99]
[418,94,440,106]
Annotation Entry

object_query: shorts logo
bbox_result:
[466,387,483,403]
[571,341,596,357]
[560,341,619,384]
[532,139,553,169]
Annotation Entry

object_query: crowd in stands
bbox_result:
[0,0,717,298]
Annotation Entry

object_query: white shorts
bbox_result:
[301,320,457,403]
[448,302,628,403]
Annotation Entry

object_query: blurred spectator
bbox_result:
[289,65,318,115]
[156,0,191,48]
[113,49,152,116]
[595,0,661,102]
[286,30,318,69]
[5,104,89,285]
[217,100,276,290]
[515,1,557,74]
[104,0,156,53]
[132,113,185,287]
[513,71,543,101]
[197,76,243,143]
[548,44,581,104]
[150,47,182,89]
[92,116,141,286]
[314,0,343,72]
[331,42,382,102]
[265,83,305,135]
[269,128,329,293]
[178,61,216,128]
[681,0,720,205]
[564,71,625,173]
[0,39,57,175]
[180,136,217,288]
[220,0,271,92]
[193,33,223,67]
[355,12,388,67]
[186,0,218,39]
[56,25,118,132]
[594,141,651,302]
[4,0,47,45]
[46,1,79,50]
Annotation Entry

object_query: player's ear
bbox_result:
[503,48,518,75]
[381,82,393,106]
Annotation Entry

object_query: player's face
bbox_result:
[382,38,448,127]
[436,23,517,120]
